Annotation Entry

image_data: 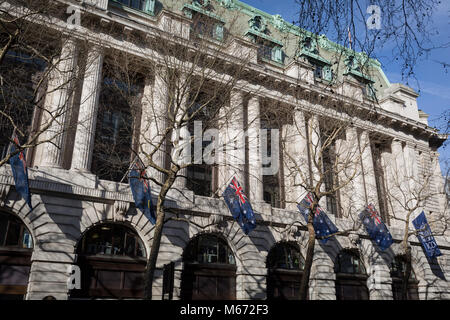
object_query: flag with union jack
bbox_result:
[359,204,393,250]
[128,157,156,225]
[222,176,256,235]
[8,133,32,209]
[297,192,338,243]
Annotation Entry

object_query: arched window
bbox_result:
[181,234,236,300]
[334,250,369,300]
[70,223,146,299]
[267,242,305,300]
[390,255,419,300]
[0,211,33,300]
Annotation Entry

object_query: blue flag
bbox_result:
[128,158,156,224]
[9,134,32,209]
[359,204,393,250]
[413,211,442,259]
[297,193,338,244]
[222,177,256,235]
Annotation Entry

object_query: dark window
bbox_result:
[335,250,369,300]
[116,0,147,11]
[0,50,47,163]
[390,256,419,300]
[186,93,220,197]
[314,64,323,79]
[371,142,390,224]
[79,224,145,258]
[267,242,305,300]
[91,76,142,182]
[181,234,236,300]
[320,125,341,217]
[261,118,283,208]
[0,211,33,249]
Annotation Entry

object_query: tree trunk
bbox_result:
[143,170,176,299]
[401,245,412,300]
[299,208,316,300]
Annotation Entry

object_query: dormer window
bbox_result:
[112,0,155,15]
[183,1,226,42]
[245,16,284,64]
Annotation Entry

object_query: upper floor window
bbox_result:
[184,1,226,42]
[112,0,155,14]
[91,73,143,182]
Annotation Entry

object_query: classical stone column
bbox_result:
[390,139,408,221]
[173,75,190,190]
[358,130,379,207]
[283,108,308,210]
[140,69,168,184]
[337,127,366,215]
[247,95,263,202]
[226,89,245,185]
[307,114,326,208]
[39,38,79,168]
[71,45,104,172]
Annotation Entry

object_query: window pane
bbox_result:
[5,221,21,246]
[0,214,8,246]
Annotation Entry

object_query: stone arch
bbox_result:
[180,230,238,300]
[70,221,148,299]
[266,241,305,300]
[334,248,370,300]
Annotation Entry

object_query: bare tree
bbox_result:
[96,7,261,299]
[0,0,85,169]
[382,142,449,299]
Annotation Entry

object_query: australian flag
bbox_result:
[128,158,156,225]
[222,176,256,235]
[359,204,393,250]
[297,193,338,244]
[9,133,32,209]
[413,211,442,259]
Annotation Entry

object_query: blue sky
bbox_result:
[241,0,450,174]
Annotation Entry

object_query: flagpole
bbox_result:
[119,154,138,184]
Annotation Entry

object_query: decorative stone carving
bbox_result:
[192,0,210,9]
[348,233,361,249]
[208,214,227,232]
[248,15,267,33]
[272,14,288,32]
[114,200,130,221]
[218,0,235,9]
[0,184,10,207]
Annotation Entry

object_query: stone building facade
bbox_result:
[0,0,448,300]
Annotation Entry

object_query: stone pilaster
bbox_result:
[283,108,308,210]
[71,45,104,172]
[38,38,79,168]
[140,69,168,184]
[359,131,379,208]
[247,95,263,202]
[337,127,366,216]
[173,75,190,190]
[226,89,245,185]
